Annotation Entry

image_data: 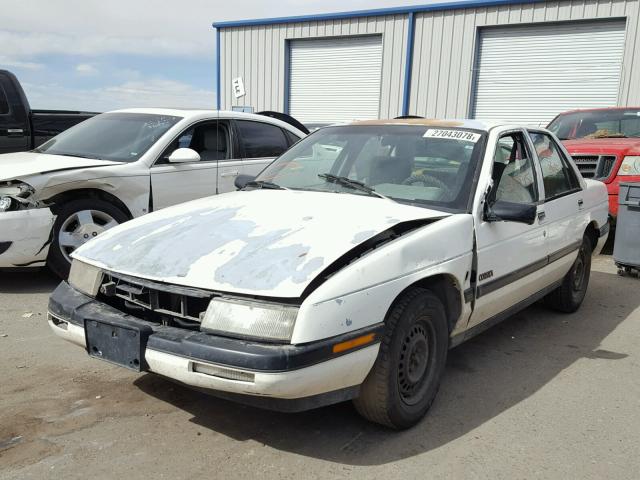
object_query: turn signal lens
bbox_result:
[332,333,376,354]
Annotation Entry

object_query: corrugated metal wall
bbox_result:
[219,15,408,117]
[218,0,640,119]
[409,0,640,118]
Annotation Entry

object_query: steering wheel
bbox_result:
[402,173,452,199]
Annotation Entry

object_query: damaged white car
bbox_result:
[0,108,305,276]
[49,120,609,429]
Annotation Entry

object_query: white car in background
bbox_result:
[0,108,306,277]
[49,119,609,429]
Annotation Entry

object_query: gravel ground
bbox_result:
[1,255,638,479]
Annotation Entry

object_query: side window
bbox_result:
[283,129,301,147]
[530,132,580,200]
[158,122,230,164]
[491,132,538,204]
[0,85,9,115]
[236,120,288,158]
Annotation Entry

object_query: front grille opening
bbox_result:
[573,154,617,180]
[98,273,213,331]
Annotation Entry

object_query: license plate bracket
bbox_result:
[84,318,152,372]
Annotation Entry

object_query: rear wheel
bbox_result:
[47,198,128,278]
[545,235,592,313]
[353,288,449,429]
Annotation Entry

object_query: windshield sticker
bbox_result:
[424,129,481,143]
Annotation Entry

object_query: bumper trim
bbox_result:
[49,281,384,373]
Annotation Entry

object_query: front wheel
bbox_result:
[545,236,592,313]
[353,288,449,429]
[47,198,128,278]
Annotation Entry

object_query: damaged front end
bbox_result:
[0,180,56,268]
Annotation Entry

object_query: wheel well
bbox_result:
[585,222,598,251]
[46,189,133,219]
[389,274,463,333]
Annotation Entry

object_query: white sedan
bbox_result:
[49,119,609,429]
[0,108,306,276]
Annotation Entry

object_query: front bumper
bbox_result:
[0,208,55,268]
[48,282,381,411]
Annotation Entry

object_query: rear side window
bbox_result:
[283,129,301,147]
[530,131,580,200]
[0,86,9,115]
[236,120,288,158]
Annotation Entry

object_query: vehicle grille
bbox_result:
[572,154,617,180]
[98,273,213,330]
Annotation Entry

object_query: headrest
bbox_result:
[203,128,226,151]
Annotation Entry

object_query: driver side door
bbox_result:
[470,130,548,328]
[150,120,232,210]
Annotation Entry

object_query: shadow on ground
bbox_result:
[0,269,59,294]
[135,269,637,466]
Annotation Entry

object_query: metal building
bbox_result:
[213,0,640,125]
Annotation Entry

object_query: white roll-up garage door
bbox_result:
[472,21,626,126]
[289,36,383,124]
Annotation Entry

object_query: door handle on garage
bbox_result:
[220,171,239,177]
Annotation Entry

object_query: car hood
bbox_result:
[0,151,122,182]
[562,138,640,156]
[74,189,449,298]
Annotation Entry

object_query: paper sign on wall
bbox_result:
[232,77,246,99]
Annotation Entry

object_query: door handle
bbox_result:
[578,199,584,209]
[7,128,24,137]
[220,171,239,177]
[537,211,546,221]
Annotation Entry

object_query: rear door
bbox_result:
[234,120,293,184]
[528,130,584,282]
[470,129,547,327]
[150,120,232,210]
[0,74,30,153]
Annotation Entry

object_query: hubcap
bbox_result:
[398,322,432,405]
[58,210,118,263]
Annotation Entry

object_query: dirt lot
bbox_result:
[1,256,639,479]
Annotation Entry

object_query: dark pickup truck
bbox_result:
[0,70,97,154]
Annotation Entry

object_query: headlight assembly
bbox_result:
[68,259,104,297]
[619,156,640,176]
[201,297,298,342]
[0,181,37,211]
[0,196,14,212]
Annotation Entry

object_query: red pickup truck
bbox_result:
[548,107,640,220]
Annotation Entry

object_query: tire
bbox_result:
[47,198,129,279]
[544,235,592,313]
[353,288,449,429]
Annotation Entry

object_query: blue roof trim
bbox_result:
[211,0,546,29]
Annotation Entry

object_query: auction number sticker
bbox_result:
[424,129,481,143]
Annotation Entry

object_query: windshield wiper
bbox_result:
[318,173,389,200]
[53,152,105,160]
[244,180,286,190]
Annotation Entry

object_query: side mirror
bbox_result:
[235,174,255,190]
[168,148,200,163]
[485,201,537,225]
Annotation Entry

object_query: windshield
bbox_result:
[256,125,486,211]
[548,109,640,140]
[35,112,182,162]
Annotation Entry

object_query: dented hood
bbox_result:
[74,190,448,298]
[0,151,122,182]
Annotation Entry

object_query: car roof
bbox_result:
[556,106,640,115]
[346,118,508,131]
[103,108,306,134]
